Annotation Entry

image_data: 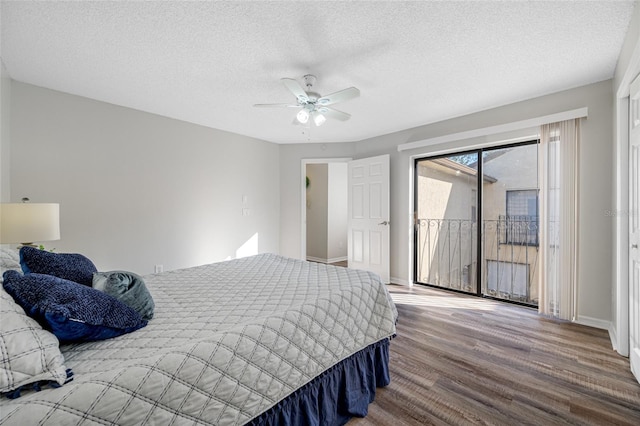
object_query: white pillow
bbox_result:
[0,286,70,396]
[0,247,21,278]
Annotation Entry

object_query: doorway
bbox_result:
[305,162,348,264]
[414,141,539,306]
[300,158,350,264]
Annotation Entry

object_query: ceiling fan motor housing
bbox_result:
[303,74,317,89]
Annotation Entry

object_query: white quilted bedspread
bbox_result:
[0,254,397,425]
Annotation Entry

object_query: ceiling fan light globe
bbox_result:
[313,113,327,126]
[297,109,310,124]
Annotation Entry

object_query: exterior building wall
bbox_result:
[416,161,477,292]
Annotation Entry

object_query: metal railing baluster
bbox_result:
[416,217,539,306]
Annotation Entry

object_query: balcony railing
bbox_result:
[416,218,539,306]
[499,215,539,246]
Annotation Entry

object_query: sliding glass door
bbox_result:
[414,141,539,306]
[480,143,539,305]
[415,152,479,294]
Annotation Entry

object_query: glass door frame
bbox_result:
[412,139,540,306]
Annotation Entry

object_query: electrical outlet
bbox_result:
[154,265,163,273]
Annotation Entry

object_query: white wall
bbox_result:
[280,80,615,323]
[0,59,12,253]
[327,162,347,261]
[611,0,640,355]
[9,82,280,274]
[306,163,328,260]
[0,60,10,203]
[0,2,5,204]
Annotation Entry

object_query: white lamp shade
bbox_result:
[0,203,60,244]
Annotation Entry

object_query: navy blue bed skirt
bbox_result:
[248,338,391,426]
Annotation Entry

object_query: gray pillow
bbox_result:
[93,271,154,320]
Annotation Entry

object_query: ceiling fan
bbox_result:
[254,74,360,127]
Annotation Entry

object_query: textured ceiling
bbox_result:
[0,1,635,144]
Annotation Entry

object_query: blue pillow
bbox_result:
[20,246,97,286]
[2,270,147,343]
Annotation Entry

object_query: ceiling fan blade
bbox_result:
[318,106,351,121]
[317,87,360,106]
[253,103,301,108]
[281,78,309,102]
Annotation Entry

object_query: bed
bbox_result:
[1,253,397,425]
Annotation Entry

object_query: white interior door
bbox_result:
[348,154,390,283]
[629,73,640,384]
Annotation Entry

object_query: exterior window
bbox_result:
[501,189,538,246]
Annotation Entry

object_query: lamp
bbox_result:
[0,200,60,246]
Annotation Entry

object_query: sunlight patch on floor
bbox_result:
[389,292,500,311]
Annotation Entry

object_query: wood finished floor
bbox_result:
[350,284,640,426]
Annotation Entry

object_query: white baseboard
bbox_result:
[576,315,611,331]
[390,276,411,286]
[609,324,619,352]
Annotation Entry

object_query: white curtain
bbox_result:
[538,119,580,320]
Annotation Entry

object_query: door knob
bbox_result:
[378,221,390,226]
[633,244,639,249]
